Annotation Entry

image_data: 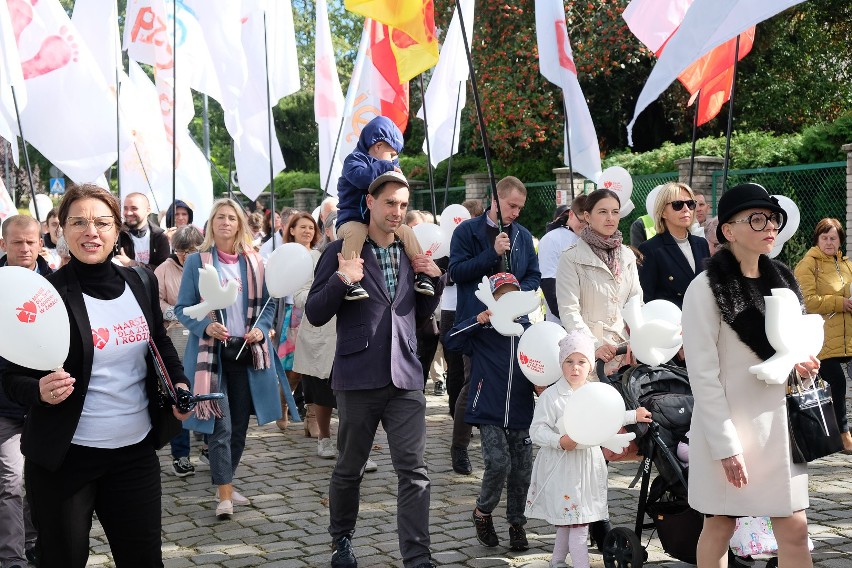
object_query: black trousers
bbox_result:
[26,440,163,568]
[821,357,850,433]
[440,310,465,416]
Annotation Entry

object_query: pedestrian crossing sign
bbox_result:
[49,178,65,195]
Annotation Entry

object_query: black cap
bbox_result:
[716,183,787,243]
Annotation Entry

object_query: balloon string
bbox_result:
[526,450,566,509]
[234,296,274,360]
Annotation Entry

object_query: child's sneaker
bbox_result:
[199,447,209,464]
[172,456,195,477]
[472,510,499,547]
[414,273,435,296]
[344,283,369,301]
[509,524,528,551]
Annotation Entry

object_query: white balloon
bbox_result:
[517,322,568,386]
[560,382,626,445]
[619,199,635,219]
[439,204,471,237]
[266,243,314,298]
[311,205,321,223]
[0,267,69,370]
[645,185,663,217]
[598,166,633,203]
[772,194,800,245]
[28,194,54,222]
[412,222,447,259]
[642,299,682,327]
[622,296,682,366]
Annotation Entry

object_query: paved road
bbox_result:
[85,392,852,567]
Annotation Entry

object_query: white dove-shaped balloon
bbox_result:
[622,296,682,366]
[474,276,540,336]
[183,264,240,320]
[749,288,824,384]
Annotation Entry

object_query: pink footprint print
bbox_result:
[21,25,78,80]
[8,0,36,44]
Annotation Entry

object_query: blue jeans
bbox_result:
[169,429,190,459]
[208,359,253,486]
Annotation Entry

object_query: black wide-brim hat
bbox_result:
[716,183,787,243]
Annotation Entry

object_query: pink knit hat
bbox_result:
[558,330,596,365]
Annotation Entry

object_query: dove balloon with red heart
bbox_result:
[597,166,633,206]
[439,204,471,237]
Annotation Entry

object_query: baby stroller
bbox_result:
[597,360,778,568]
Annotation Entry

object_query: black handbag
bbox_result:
[220,337,251,363]
[786,372,843,463]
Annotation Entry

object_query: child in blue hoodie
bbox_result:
[335,116,433,300]
[445,273,538,553]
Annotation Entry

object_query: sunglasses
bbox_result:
[668,200,697,211]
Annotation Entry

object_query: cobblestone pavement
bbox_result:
[85,392,852,567]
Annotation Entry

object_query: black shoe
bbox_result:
[344,283,369,301]
[414,273,435,296]
[172,456,196,477]
[412,563,435,568]
[509,524,529,551]
[331,536,357,567]
[26,546,38,566]
[451,446,472,475]
[472,510,499,547]
[433,379,445,396]
[589,518,612,552]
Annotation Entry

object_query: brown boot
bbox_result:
[841,431,852,454]
[275,390,289,431]
[304,403,320,438]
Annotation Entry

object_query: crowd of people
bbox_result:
[0,117,845,568]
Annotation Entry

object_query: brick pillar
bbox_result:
[844,143,852,254]
[463,173,491,202]
[674,156,725,211]
[293,188,319,212]
[553,167,587,207]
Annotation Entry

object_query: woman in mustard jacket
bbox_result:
[794,217,852,453]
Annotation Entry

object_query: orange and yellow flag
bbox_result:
[345,0,438,81]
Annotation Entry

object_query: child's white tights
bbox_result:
[550,524,589,568]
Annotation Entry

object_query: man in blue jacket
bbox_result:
[447,176,541,475]
[306,171,443,568]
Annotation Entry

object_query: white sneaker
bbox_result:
[317,437,338,459]
[364,457,378,472]
[216,488,249,506]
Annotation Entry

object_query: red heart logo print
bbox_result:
[519,351,529,365]
[603,181,613,188]
[15,301,37,323]
[92,328,110,350]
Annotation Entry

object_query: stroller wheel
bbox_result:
[602,527,644,568]
[727,550,756,567]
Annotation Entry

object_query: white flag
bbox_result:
[71,0,121,84]
[0,1,23,164]
[227,2,301,201]
[10,0,117,183]
[627,0,806,145]
[416,0,474,168]
[0,175,15,224]
[622,0,693,54]
[535,0,601,180]
[314,0,344,193]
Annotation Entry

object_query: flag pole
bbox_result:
[418,74,437,216]
[689,92,700,188]
[115,67,121,196]
[170,0,177,228]
[10,87,39,221]
[263,11,277,251]
[227,140,234,201]
[454,0,508,269]
[443,84,463,210]
[721,35,741,193]
[561,93,575,201]
[322,114,347,197]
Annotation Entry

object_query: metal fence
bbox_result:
[410,186,466,213]
[711,162,847,267]
[617,172,681,240]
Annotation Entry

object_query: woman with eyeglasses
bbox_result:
[175,198,281,521]
[637,182,710,309]
[154,225,205,477]
[2,184,192,567]
[682,183,818,567]
[793,218,852,454]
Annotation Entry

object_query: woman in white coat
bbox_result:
[682,183,819,567]
[556,188,642,374]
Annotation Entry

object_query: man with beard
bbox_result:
[115,192,169,269]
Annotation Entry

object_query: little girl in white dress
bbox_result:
[525,331,652,568]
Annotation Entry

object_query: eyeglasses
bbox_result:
[668,200,697,211]
[174,248,198,256]
[66,216,116,233]
[728,212,785,232]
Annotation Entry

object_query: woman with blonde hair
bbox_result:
[638,182,710,308]
[176,198,281,520]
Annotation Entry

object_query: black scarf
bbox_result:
[128,225,148,238]
[706,248,802,361]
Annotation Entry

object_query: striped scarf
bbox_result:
[193,249,271,419]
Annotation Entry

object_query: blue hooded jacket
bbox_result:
[336,116,405,228]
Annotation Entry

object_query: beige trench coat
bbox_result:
[292,249,336,379]
[555,239,641,350]
[682,272,808,517]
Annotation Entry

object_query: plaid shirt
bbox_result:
[367,236,401,302]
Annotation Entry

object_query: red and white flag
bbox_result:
[623,0,693,55]
[0,1,24,164]
[627,0,806,144]
[8,0,117,183]
[416,0,473,168]
[535,0,601,180]
[331,19,409,195]
[315,0,344,193]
